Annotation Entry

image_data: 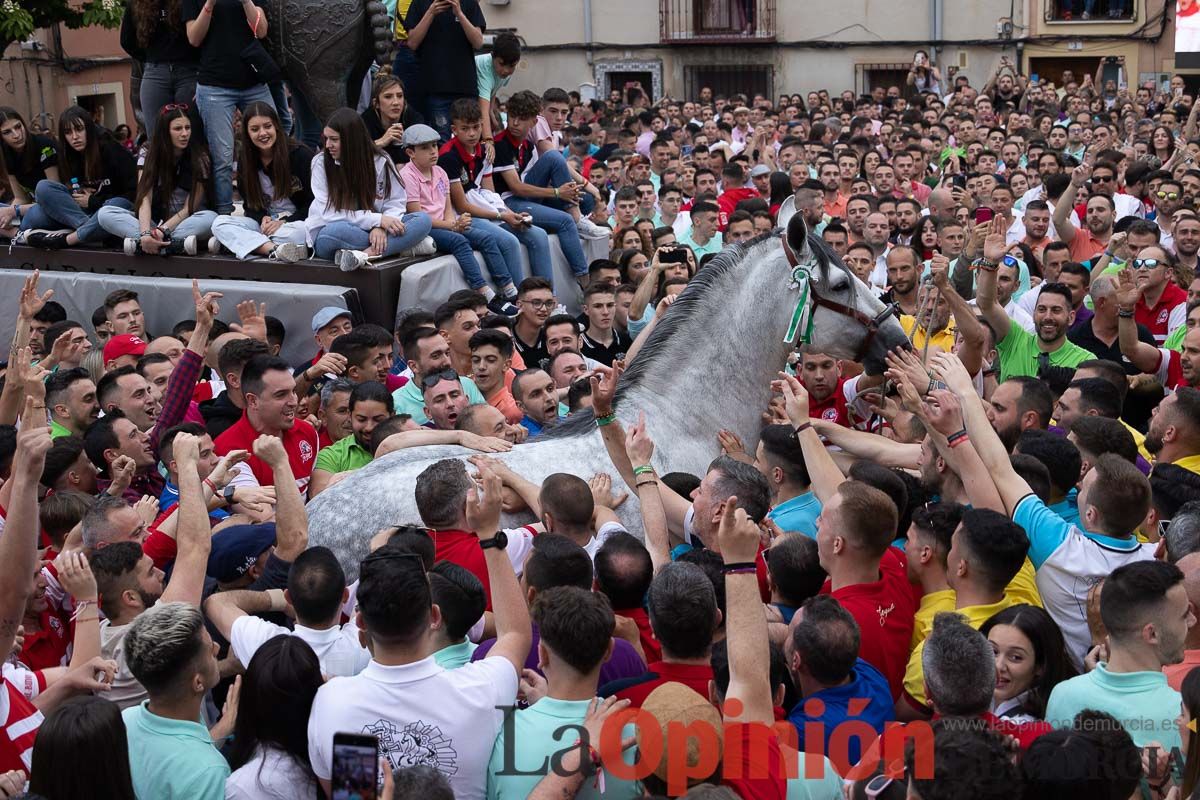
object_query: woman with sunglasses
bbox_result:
[305,108,433,271]
[0,106,59,238]
[97,105,216,255]
[210,102,313,262]
[20,106,137,251]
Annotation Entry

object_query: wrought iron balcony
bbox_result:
[660,0,776,43]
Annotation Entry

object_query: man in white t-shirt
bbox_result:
[204,546,371,678]
[306,462,531,800]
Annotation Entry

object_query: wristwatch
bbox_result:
[223,483,237,506]
[480,530,508,551]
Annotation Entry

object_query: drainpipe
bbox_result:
[931,0,943,64]
[584,0,594,67]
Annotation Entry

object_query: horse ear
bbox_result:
[785,214,812,263]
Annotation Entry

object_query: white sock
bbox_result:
[501,283,517,299]
[479,285,497,301]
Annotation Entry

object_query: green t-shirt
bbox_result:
[49,419,73,439]
[313,434,372,475]
[995,320,1094,381]
[1165,323,1187,352]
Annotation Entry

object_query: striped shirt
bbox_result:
[0,678,43,773]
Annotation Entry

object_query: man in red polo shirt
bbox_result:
[412,458,536,611]
[214,355,319,494]
[1132,244,1187,343]
[781,372,917,700]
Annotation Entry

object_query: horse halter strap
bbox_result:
[781,234,897,362]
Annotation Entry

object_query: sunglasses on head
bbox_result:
[421,368,459,388]
[162,103,189,114]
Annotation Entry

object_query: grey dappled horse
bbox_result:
[306,216,911,579]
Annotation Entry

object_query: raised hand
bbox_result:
[716,496,761,563]
[589,360,624,416]
[231,299,268,342]
[929,351,975,396]
[589,472,628,509]
[134,495,160,526]
[192,280,223,328]
[252,434,287,467]
[982,215,1008,263]
[54,550,98,602]
[18,271,53,321]
[625,411,655,465]
[1115,267,1143,309]
[771,371,810,428]
[465,460,503,536]
[922,389,966,437]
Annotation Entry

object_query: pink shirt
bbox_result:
[399,161,451,218]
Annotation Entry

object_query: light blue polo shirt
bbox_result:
[1045,664,1182,751]
[392,376,486,426]
[434,639,478,670]
[122,701,229,800]
[768,491,822,538]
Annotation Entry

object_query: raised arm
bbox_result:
[625,414,671,574]
[473,457,544,518]
[810,418,920,469]
[776,372,845,504]
[468,462,532,674]
[0,399,50,661]
[718,498,775,725]
[929,255,986,377]
[929,352,1031,514]
[918,386,1005,513]
[203,589,278,645]
[159,432,212,606]
[1053,161,1089,246]
[252,435,307,562]
[973,216,1016,341]
[1115,268,1163,372]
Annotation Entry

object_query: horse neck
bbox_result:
[622,249,797,439]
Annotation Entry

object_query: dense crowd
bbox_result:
[6,1,1200,799]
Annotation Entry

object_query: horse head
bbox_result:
[783,215,910,374]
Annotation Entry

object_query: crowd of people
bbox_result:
[6,1,1200,798]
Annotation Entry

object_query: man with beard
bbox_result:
[215,355,320,493]
[893,198,921,246]
[46,368,100,439]
[1017,201,1053,256]
[393,327,487,425]
[845,195,875,244]
[992,258,1036,333]
[818,160,845,219]
[863,211,892,288]
[986,377,1055,452]
[90,431,213,709]
[1055,161,1114,264]
[422,371,472,431]
[513,368,560,436]
[883,246,922,316]
[1175,213,1200,279]
[1145,388,1200,473]
[310,382,394,496]
[1155,179,1185,251]
[976,218,1093,379]
[873,163,898,201]
[796,350,880,428]
[900,283,955,353]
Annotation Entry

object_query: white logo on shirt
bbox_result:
[365,719,458,776]
[299,441,314,462]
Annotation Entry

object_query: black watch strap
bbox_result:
[480,530,508,550]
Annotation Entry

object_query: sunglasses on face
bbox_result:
[1133,258,1165,270]
[1157,191,1180,200]
[421,368,459,388]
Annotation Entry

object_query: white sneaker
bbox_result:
[335,248,369,271]
[403,236,437,257]
[576,217,611,240]
[123,237,140,256]
[207,236,221,254]
[182,235,198,255]
[271,242,308,263]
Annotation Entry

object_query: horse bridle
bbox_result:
[782,234,899,363]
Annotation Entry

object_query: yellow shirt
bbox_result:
[903,560,1042,709]
[900,315,957,354]
[1172,454,1200,475]
[1121,419,1154,465]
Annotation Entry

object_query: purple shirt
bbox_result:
[1049,423,1151,475]
[471,622,646,684]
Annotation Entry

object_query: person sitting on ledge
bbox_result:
[304,107,434,272]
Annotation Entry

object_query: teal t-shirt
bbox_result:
[476,53,511,101]
[768,491,822,539]
[434,639,478,670]
[122,702,229,800]
[392,376,486,426]
[1045,664,1182,751]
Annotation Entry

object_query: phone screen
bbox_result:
[975,206,995,225]
[332,733,380,800]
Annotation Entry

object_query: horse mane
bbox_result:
[542,231,833,441]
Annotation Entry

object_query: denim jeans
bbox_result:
[268,81,294,136]
[97,205,217,242]
[195,82,276,214]
[504,197,587,276]
[212,215,307,259]
[27,180,133,243]
[392,44,423,112]
[501,220,553,282]
[311,213,432,261]
[525,149,595,215]
[461,218,526,290]
[429,227,487,288]
[290,87,323,150]
[141,62,199,131]
[425,94,464,141]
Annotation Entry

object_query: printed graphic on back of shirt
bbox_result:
[365,718,458,776]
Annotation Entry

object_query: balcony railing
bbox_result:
[660,0,776,43]
[1045,0,1134,22]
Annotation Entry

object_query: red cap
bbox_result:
[103,334,147,365]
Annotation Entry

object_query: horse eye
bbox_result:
[832,279,849,291]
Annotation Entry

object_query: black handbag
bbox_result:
[240,37,280,83]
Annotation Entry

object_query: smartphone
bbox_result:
[1030,72,1040,84]
[951,174,967,190]
[975,206,995,225]
[659,246,689,264]
[332,732,380,798]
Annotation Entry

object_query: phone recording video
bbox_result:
[332,733,381,800]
